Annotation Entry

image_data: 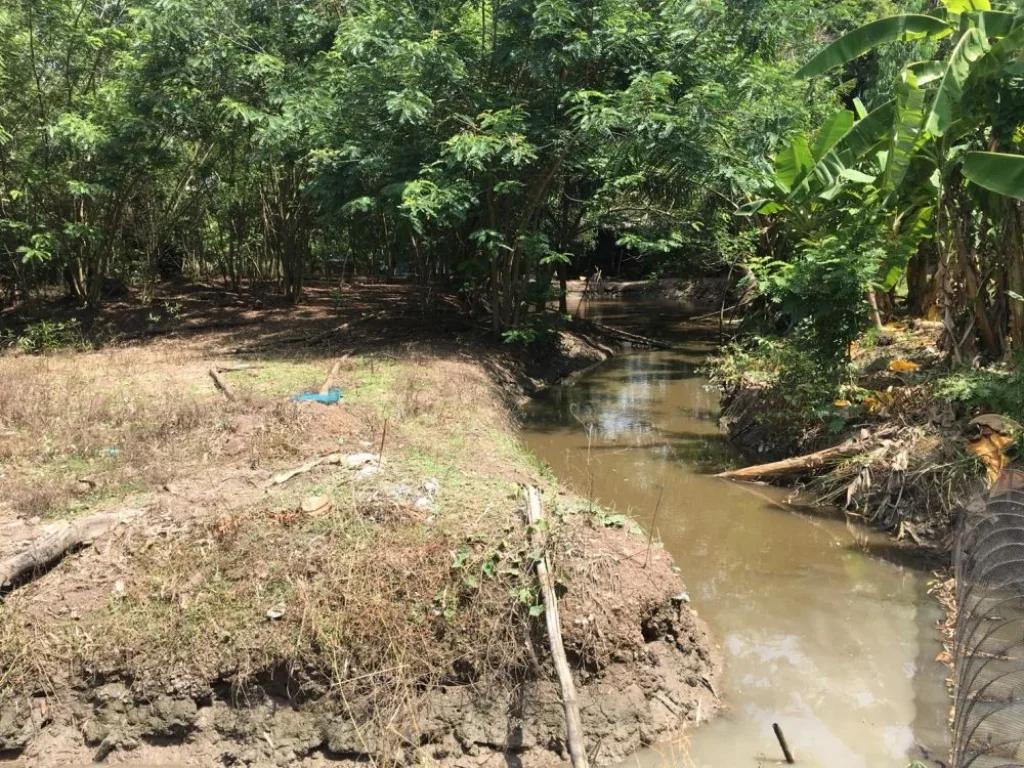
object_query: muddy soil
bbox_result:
[0,281,719,767]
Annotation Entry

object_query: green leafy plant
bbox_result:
[15,319,84,354]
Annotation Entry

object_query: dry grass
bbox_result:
[0,339,548,758]
[0,346,321,519]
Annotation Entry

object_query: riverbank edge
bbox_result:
[0,302,721,768]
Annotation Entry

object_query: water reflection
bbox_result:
[522,301,949,767]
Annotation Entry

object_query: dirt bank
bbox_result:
[713,320,993,549]
[0,283,719,767]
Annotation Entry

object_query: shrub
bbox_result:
[14,319,84,354]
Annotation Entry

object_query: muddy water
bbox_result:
[520,300,950,768]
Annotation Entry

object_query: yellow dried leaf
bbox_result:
[889,359,920,373]
[833,399,851,408]
[968,432,1016,486]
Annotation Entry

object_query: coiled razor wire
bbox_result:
[953,470,1024,767]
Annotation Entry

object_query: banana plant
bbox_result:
[795,0,1024,358]
[797,1,1024,199]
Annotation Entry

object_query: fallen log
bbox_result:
[587,321,674,350]
[209,367,236,401]
[525,486,589,768]
[716,431,889,483]
[1,509,141,590]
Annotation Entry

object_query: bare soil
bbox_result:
[0,282,719,767]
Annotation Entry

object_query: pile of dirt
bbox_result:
[0,284,718,767]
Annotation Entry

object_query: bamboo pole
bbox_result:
[525,486,589,768]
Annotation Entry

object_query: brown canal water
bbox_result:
[520,300,950,768]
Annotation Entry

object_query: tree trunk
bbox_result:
[1007,202,1024,353]
[906,240,936,317]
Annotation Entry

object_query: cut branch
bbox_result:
[716,431,892,483]
[1,509,141,590]
[525,486,589,768]
[209,367,236,400]
[319,356,349,396]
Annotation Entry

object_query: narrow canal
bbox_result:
[521,300,949,768]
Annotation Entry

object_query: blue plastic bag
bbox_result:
[290,388,343,405]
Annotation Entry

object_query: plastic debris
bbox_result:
[290,388,342,405]
[344,453,377,468]
[355,465,379,481]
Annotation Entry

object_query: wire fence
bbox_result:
[953,469,1024,767]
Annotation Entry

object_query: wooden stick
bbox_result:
[525,486,589,768]
[214,363,262,373]
[773,723,795,764]
[1,509,141,590]
[644,486,665,568]
[209,368,235,401]
[270,453,344,486]
[319,358,345,396]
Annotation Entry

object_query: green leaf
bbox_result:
[528,603,545,617]
[797,15,953,79]
[840,168,876,183]
[835,101,896,166]
[973,10,1017,38]
[962,152,1024,198]
[774,136,814,190]
[964,23,1024,85]
[883,80,926,194]
[905,60,947,86]
[811,110,855,161]
[736,198,769,216]
[942,0,990,12]
[924,27,989,136]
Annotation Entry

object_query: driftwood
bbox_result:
[715,431,891,483]
[525,486,589,768]
[209,367,236,400]
[0,509,140,589]
[271,453,344,486]
[587,321,674,350]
